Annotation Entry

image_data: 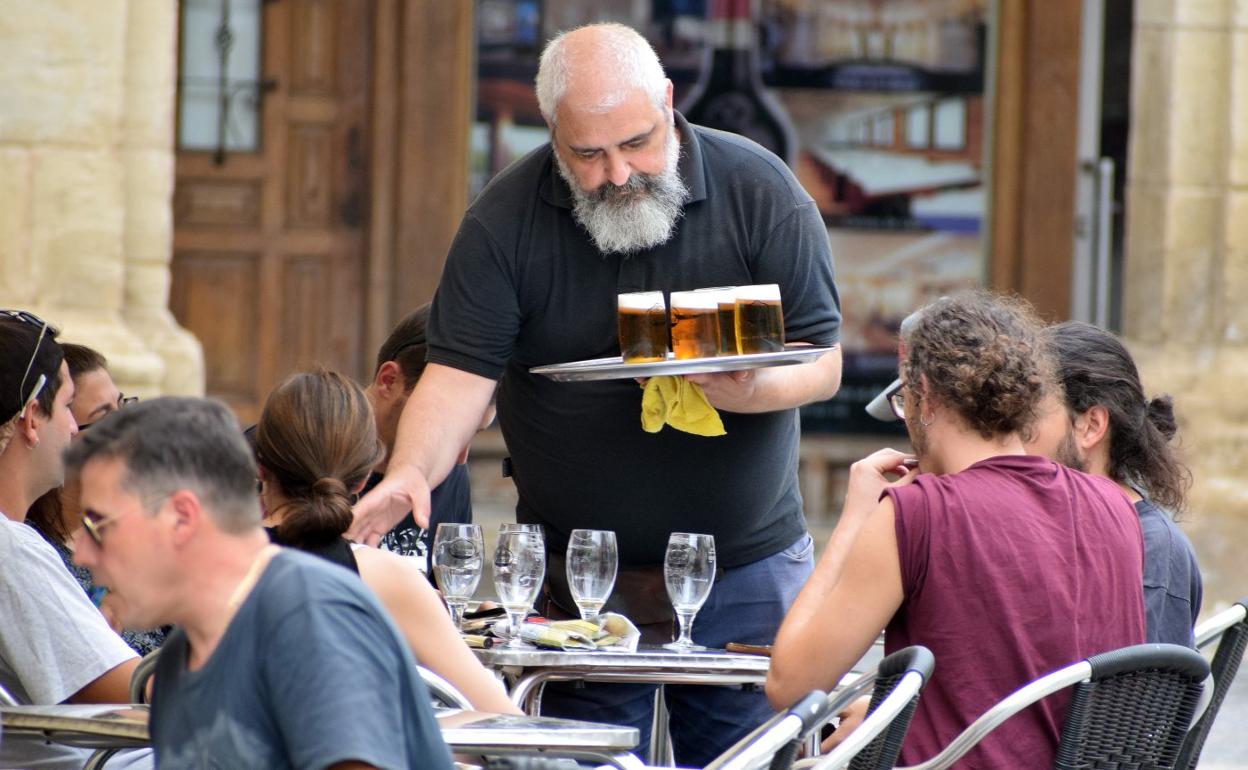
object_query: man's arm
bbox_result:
[349,364,495,544]
[685,345,841,413]
[65,658,139,704]
[766,449,910,708]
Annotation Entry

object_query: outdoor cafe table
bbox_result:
[474,642,880,715]
[0,704,646,770]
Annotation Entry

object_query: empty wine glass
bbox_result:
[566,529,618,621]
[432,523,484,630]
[663,532,716,652]
[493,523,546,648]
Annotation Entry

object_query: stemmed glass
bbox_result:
[492,523,546,648]
[566,529,618,621]
[663,532,716,652]
[432,523,484,630]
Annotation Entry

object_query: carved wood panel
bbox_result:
[290,0,336,94]
[286,123,333,228]
[174,179,263,228]
[169,250,262,401]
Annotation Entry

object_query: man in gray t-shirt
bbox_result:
[67,397,454,770]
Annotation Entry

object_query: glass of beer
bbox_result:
[618,291,669,364]
[694,287,739,356]
[735,284,785,354]
[670,291,721,360]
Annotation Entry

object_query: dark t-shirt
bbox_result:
[371,462,473,575]
[428,112,841,567]
[885,455,1145,769]
[1136,498,1202,646]
[150,549,453,770]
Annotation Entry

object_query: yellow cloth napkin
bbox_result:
[641,376,726,437]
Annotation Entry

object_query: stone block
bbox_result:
[1236,0,1248,27]
[1231,32,1248,184]
[1127,27,1173,185]
[30,148,125,308]
[122,148,174,263]
[1175,0,1233,26]
[0,148,32,297]
[1223,250,1248,343]
[1169,29,1231,186]
[1122,183,1168,341]
[1135,0,1176,26]
[0,0,127,146]
[123,0,178,148]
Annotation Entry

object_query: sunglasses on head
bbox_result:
[1,310,56,423]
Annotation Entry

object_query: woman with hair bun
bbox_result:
[254,369,517,714]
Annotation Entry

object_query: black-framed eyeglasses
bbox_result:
[78,395,140,432]
[888,381,906,420]
[1,310,55,422]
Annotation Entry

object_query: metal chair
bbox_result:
[0,680,19,706]
[129,648,161,704]
[1175,597,1248,770]
[790,646,934,770]
[420,664,475,711]
[702,689,832,770]
[899,643,1209,770]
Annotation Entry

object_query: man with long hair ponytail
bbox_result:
[1026,321,1202,646]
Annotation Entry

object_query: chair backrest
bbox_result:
[1054,643,1209,769]
[817,646,935,770]
[418,665,475,711]
[705,690,830,770]
[1175,598,1248,770]
[129,648,161,704]
[900,643,1209,770]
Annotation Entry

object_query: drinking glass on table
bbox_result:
[432,523,484,630]
[493,523,546,648]
[566,529,618,621]
[663,532,716,652]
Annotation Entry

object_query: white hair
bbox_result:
[536,23,667,126]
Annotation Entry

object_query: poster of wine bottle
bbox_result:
[469,0,992,434]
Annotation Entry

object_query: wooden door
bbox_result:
[171,0,372,423]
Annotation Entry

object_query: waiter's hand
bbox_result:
[682,369,758,412]
[349,465,432,546]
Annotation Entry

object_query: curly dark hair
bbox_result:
[1043,321,1191,513]
[901,292,1052,440]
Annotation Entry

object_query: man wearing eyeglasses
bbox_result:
[0,311,147,770]
[68,397,454,770]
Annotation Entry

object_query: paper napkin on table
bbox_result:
[515,614,641,652]
[641,376,726,437]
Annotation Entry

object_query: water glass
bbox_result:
[566,529,618,621]
[663,532,716,652]
[493,523,546,648]
[432,523,484,630]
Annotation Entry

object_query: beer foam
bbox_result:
[670,291,720,311]
[618,291,666,311]
[694,286,737,305]
[735,283,782,302]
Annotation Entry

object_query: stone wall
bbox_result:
[1125,0,1248,610]
[0,0,202,395]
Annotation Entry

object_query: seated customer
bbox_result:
[0,313,144,770]
[363,303,489,572]
[255,369,516,714]
[767,292,1145,768]
[26,342,164,655]
[69,397,455,770]
[1027,321,1201,645]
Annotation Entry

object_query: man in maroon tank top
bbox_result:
[767,292,1145,769]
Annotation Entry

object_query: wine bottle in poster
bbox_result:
[679,0,797,167]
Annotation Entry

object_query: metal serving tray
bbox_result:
[530,345,835,382]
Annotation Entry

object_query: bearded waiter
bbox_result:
[351,22,842,765]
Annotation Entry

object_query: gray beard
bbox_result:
[554,126,689,255]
